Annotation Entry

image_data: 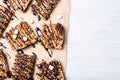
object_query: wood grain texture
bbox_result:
[67,0,120,80]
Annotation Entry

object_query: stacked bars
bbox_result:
[31,0,60,20]
[37,60,65,80]
[12,53,36,80]
[3,0,32,11]
[5,21,37,50]
[0,5,14,37]
[0,48,9,79]
[40,23,65,49]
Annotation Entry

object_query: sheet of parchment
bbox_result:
[0,0,69,79]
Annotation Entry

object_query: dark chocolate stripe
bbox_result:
[0,13,6,19]
[0,8,11,20]
[42,0,52,9]
[0,23,6,31]
[31,5,38,15]
[37,5,50,19]
[16,0,23,11]
[12,0,19,10]
[0,19,7,26]
[7,0,16,10]
[41,0,51,10]
[31,5,40,16]
[0,13,10,23]
[38,2,49,13]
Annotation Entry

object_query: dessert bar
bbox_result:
[5,21,37,50]
[0,48,9,79]
[0,5,14,37]
[3,0,32,11]
[31,0,60,20]
[40,23,65,49]
[36,60,65,80]
[12,53,36,80]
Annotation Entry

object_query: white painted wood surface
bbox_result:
[67,0,120,80]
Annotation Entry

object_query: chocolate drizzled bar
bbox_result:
[5,21,37,51]
[3,0,32,12]
[12,53,36,80]
[40,23,65,49]
[36,60,65,80]
[31,0,60,20]
[0,48,9,79]
[0,5,14,37]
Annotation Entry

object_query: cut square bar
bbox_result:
[37,60,65,80]
[12,53,36,80]
[31,0,60,20]
[40,23,65,49]
[0,5,14,37]
[3,0,32,11]
[0,48,9,79]
[5,21,37,50]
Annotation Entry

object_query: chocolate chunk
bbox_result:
[0,42,7,49]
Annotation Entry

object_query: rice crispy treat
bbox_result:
[36,60,65,80]
[3,0,32,11]
[12,53,36,80]
[5,21,37,51]
[40,23,65,49]
[0,48,9,79]
[31,0,60,20]
[0,5,14,37]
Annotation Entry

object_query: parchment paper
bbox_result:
[0,0,69,79]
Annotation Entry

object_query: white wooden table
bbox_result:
[67,0,120,80]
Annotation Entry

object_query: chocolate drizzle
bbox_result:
[42,43,53,57]
[21,17,24,20]
[35,27,53,57]
[35,27,41,42]
[0,5,14,37]
[28,77,34,80]
[36,60,65,80]
[11,17,14,20]
[7,71,12,78]
[3,0,32,12]
[40,22,65,50]
[32,44,35,48]
[31,0,60,20]
[17,49,24,54]
[5,22,37,51]
[3,0,10,9]
[12,53,36,80]
[38,16,41,21]
[14,15,19,20]
[0,35,5,39]
[31,5,37,15]
[0,42,6,49]
[3,0,7,4]
[0,48,10,79]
